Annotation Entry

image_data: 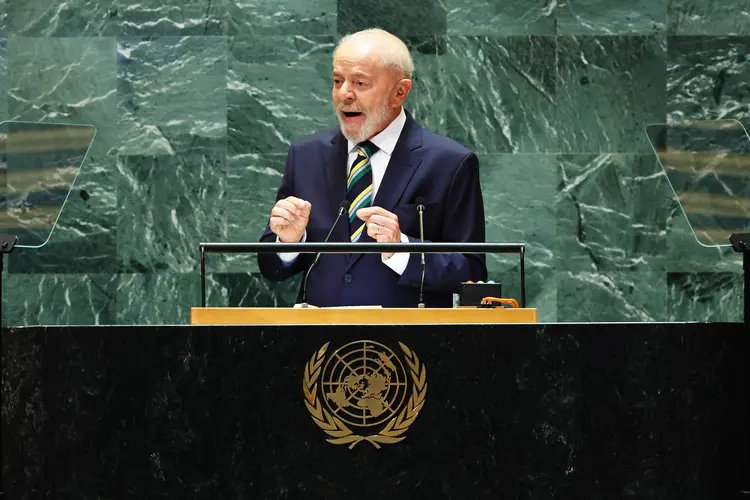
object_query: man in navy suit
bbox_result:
[258,28,487,307]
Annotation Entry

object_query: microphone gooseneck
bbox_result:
[300,200,349,306]
[415,197,426,308]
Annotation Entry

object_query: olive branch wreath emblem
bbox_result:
[303,341,427,449]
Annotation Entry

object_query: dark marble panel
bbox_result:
[8,37,117,156]
[668,0,750,35]
[666,36,750,124]
[115,272,301,324]
[0,0,5,36]
[556,154,672,271]
[228,0,336,36]
[337,0,447,38]
[226,155,283,209]
[116,273,202,324]
[6,0,116,36]
[556,0,666,35]
[0,38,6,119]
[665,210,743,272]
[7,231,117,274]
[117,36,227,156]
[118,0,227,36]
[1,273,116,326]
[447,0,555,35]
[116,154,226,274]
[446,36,557,154]
[482,154,557,320]
[556,269,667,321]
[228,35,337,156]
[211,272,301,307]
[403,37,449,137]
[211,153,285,274]
[667,272,744,322]
[2,324,747,497]
[51,152,119,241]
[557,36,667,154]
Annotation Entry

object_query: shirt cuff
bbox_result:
[277,231,306,262]
[382,232,410,275]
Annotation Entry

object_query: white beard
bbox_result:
[337,102,391,143]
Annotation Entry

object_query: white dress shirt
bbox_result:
[277,107,410,275]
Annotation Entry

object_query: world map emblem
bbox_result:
[303,340,427,448]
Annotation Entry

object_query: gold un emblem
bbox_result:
[303,340,427,448]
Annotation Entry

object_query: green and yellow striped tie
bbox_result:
[347,141,378,242]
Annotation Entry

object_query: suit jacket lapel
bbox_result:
[372,116,423,212]
[324,132,350,243]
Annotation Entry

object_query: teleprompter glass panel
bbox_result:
[645,119,750,248]
[0,121,96,248]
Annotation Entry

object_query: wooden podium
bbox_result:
[190,306,537,325]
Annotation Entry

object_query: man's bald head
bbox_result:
[334,28,414,80]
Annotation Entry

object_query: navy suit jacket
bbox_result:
[258,112,487,307]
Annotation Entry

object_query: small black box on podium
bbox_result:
[459,282,502,306]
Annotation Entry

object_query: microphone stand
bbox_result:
[299,202,349,308]
[416,201,426,308]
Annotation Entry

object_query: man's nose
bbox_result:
[338,82,355,101]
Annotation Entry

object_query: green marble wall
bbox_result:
[1,0,746,325]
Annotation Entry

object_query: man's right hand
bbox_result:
[270,196,311,243]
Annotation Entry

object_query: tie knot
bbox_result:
[357,141,378,158]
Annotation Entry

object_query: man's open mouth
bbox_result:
[343,111,363,118]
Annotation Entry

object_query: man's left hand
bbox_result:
[357,206,401,258]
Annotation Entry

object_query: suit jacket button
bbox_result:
[344,274,353,283]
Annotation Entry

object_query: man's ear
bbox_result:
[392,79,413,106]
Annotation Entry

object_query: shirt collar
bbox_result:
[347,107,406,156]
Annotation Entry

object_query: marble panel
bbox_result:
[2,273,117,326]
[6,0,116,36]
[556,0,666,35]
[482,154,557,321]
[668,0,750,35]
[667,272,744,322]
[117,36,227,156]
[337,0,447,38]
[446,36,558,154]
[116,154,227,274]
[557,35,667,154]
[557,268,667,322]
[0,38,6,119]
[556,154,672,271]
[447,0,556,35]
[227,35,336,156]
[119,0,227,36]
[666,36,750,124]
[228,0,336,36]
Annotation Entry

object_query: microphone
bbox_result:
[415,197,426,308]
[300,200,349,307]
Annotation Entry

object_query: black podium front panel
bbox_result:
[2,323,748,499]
